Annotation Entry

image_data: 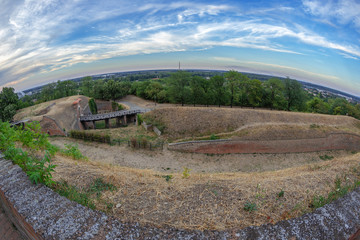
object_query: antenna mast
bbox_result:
[179,61,180,70]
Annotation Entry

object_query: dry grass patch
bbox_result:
[52,152,360,231]
[144,107,360,140]
[85,124,158,141]
[14,95,90,131]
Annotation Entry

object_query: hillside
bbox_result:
[14,95,90,131]
[143,107,360,140]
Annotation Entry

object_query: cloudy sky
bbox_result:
[0,0,360,96]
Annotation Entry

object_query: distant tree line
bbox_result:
[2,70,360,122]
[0,87,34,122]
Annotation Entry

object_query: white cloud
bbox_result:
[303,0,360,30]
[0,0,359,90]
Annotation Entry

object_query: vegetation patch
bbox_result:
[53,177,116,210]
[60,143,88,160]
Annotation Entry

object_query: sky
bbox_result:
[0,0,360,96]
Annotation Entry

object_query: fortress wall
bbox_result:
[40,116,66,136]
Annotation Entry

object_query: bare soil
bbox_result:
[51,149,360,231]
[14,95,89,131]
[50,135,352,173]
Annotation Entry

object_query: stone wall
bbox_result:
[169,133,360,154]
[40,116,66,136]
[1,156,360,239]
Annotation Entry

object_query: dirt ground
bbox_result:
[51,147,360,231]
[14,95,89,131]
[50,136,352,173]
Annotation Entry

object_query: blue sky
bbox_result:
[0,0,360,96]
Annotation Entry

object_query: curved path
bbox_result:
[117,100,152,112]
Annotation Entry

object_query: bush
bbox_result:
[244,201,257,212]
[210,134,219,140]
[89,98,97,114]
[0,121,57,185]
[111,101,118,111]
[137,114,143,126]
[61,143,87,160]
[118,103,124,110]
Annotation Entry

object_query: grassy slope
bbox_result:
[144,107,360,140]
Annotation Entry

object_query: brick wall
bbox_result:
[40,116,66,136]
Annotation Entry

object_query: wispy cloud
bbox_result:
[0,0,359,93]
[302,0,360,30]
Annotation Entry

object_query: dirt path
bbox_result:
[50,137,351,173]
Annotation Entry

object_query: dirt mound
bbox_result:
[14,95,90,131]
[144,107,360,140]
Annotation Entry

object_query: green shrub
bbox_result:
[210,134,219,140]
[111,101,118,111]
[278,189,285,198]
[244,201,257,212]
[309,177,360,209]
[137,114,143,126]
[162,175,173,182]
[89,98,97,114]
[319,155,334,161]
[61,143,87,160]
[0,121,57,185]
[54,180,95,209]
[118,103,124,110]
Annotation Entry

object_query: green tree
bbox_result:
[81,76,94,97]
[210,75,227,107]
[224,70,241,108]
[41,83,56,101]
[190,76,206,106]
[118,81,131,98]
[0,87,19,121]
[247,79,263,107]
[169,71,191,106]
[88,98,97,114]
[145,82,163,103]
[307,97,330,114]
[263,78,285,110]
[284,78,306,111]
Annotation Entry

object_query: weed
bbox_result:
[0,122,57,186]
[89,178,117,198]
[162,175,173,182]
[319,155,334,161]
[61,143,87,160]
[210,134,219,140]
[137,114,143,126]
[310,124,320,128]
[351,151,357,154]
[244,201,257,212]
[53,180,95,209]
[182,167,191,178]
[53,178,116,210]
[309,177,360,209]
[278,189,285,198]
